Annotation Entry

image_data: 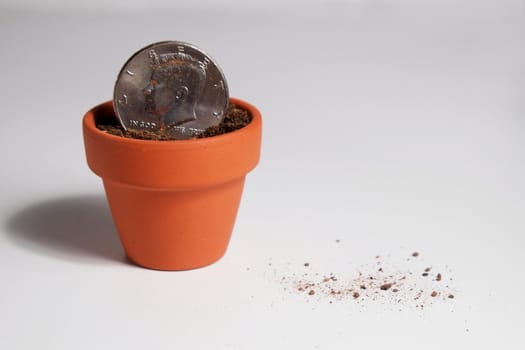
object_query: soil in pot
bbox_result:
[96,103,252,140]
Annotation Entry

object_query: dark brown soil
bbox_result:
[380,283,393,291]
[96,103,252,140]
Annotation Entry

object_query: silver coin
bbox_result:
[114,41,229,139]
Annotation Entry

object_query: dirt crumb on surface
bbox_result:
[380,283,393,291]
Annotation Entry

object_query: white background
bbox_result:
[1,1,524,349]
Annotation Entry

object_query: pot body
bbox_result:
[83,98,262,270]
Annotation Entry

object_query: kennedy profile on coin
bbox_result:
[114,41,229,139]
[143,49,205,126]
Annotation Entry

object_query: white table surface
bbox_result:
[1,1,524,349]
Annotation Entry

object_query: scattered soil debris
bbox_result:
[280,250,457,309]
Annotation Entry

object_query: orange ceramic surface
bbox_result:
[83,98,262,270]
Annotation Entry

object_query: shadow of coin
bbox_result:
[4,194,126,265]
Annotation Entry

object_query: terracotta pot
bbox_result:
[83,98,262,270]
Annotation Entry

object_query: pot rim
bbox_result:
[83,97,262,189]
[83,97,261,147]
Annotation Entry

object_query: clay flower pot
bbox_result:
[82,98,262,270]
